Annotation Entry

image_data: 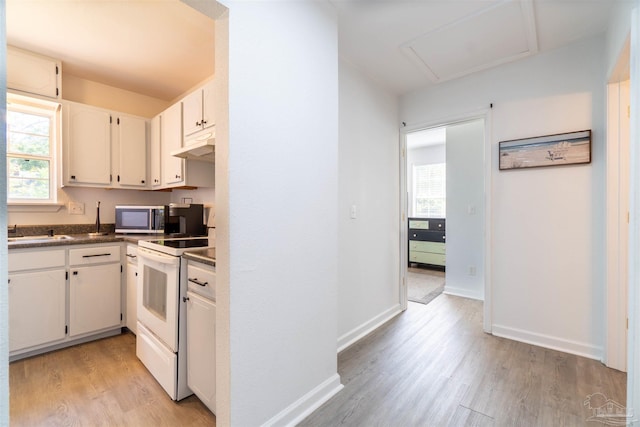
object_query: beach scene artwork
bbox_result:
[499,130,591,170]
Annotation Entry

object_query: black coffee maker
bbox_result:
[164,203,206,236]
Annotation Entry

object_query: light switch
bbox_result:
[350,205,357,219]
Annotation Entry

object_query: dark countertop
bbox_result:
[183,248,216,267]
[7,233,163,250]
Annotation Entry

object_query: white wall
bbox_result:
[402,36,606,359]
[445,120,485,300]
[200,1,342,425]
[337,59,400,350]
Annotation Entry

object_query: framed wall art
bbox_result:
[499,130,591,170]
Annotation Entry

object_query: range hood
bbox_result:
[171,131,215,162]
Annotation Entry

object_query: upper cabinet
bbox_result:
[159,102,212,189]
[63,101,148,189]
[7,46,61,100]
[182,80,215,141]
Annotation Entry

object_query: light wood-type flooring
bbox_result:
[9,332,216,426]
[300,295,627,426]
[10,296,626,426]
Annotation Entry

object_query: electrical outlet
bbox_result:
[69,201,84,215]
[350,205,357,219]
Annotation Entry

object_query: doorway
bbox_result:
[401,118,487,311]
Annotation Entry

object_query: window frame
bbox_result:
[412,162,446,218]
[6,93,61,206]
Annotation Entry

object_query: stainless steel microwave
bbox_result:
[115,205,166,234]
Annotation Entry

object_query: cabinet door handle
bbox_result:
[73,271,78,275]
[188,278,208,287]
[82,253,111,258]
[195,121,201,126]
[201,120,207,125]
[183,296,190,302]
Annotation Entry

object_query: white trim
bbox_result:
[492,324,604,361]
[7,203,64,213]
[443,286,483,301]
[337,304,403,353]
[260,374,343,427]
[605,80,629,372]
[399,132,409,311]
[628,4,640,422]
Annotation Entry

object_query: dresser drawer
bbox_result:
[409,230,446,243]
[409,241,445,254]
[409,251,446,266]
[408,218,445,231]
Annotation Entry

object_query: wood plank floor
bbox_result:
[9,332,216,427]
[299,295,627,427]
[10,296,627,426]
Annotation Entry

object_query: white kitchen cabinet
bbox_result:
[8,248,67,353]
[64,102,112,186]
[186,291,216,413]
[186,260,216,413]
[125,244,138,334]
[69,245,122,337]
[114,114,148,188]
[63,101,148,189]
[183,80,215,140]
[7,46,61,99]
[161,102,185,187]
[150,114,162,189]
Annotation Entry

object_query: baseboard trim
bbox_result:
[337,304,403,353]
[261,373,343,427]
[443,286,483,301]
[492,324,603,361]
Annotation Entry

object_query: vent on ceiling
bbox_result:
[400,0,537,84]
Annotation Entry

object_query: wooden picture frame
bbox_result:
[499,130,591,170]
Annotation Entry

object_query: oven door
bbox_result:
[137,247,180,352]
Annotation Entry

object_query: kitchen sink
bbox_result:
[8,235,74,243]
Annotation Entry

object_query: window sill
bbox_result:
[8,203,64,213]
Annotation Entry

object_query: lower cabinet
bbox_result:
[8,244,123,360]
[125,243,138,334]
[186,291,216,413]
[186,259,216,413]
[69,263,121,337]
[8,269,66,353]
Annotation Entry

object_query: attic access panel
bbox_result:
[401,0,537,83]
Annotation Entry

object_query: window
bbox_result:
[413,163,446,218]
[6,94,60,204]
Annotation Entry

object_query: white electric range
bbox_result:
[136,237,214,400]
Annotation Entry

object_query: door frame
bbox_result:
[399,108,493,333]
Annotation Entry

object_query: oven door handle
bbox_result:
[137,247,179,264]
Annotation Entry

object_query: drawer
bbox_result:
[187,262,216,301]
[126,244,138,266]
[9,249,65,272]
[409,251,446,266]
[69,245,121,265]
[409,230,446,243]
[408,218,445,231]
[409,241,445,254]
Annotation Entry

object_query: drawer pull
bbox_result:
[82,253,111,258]
[188,277,208,287]
[126,254,137,259]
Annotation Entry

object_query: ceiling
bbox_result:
[332,0,617,95]
[6,0,617,100]
[6,0,215,102]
